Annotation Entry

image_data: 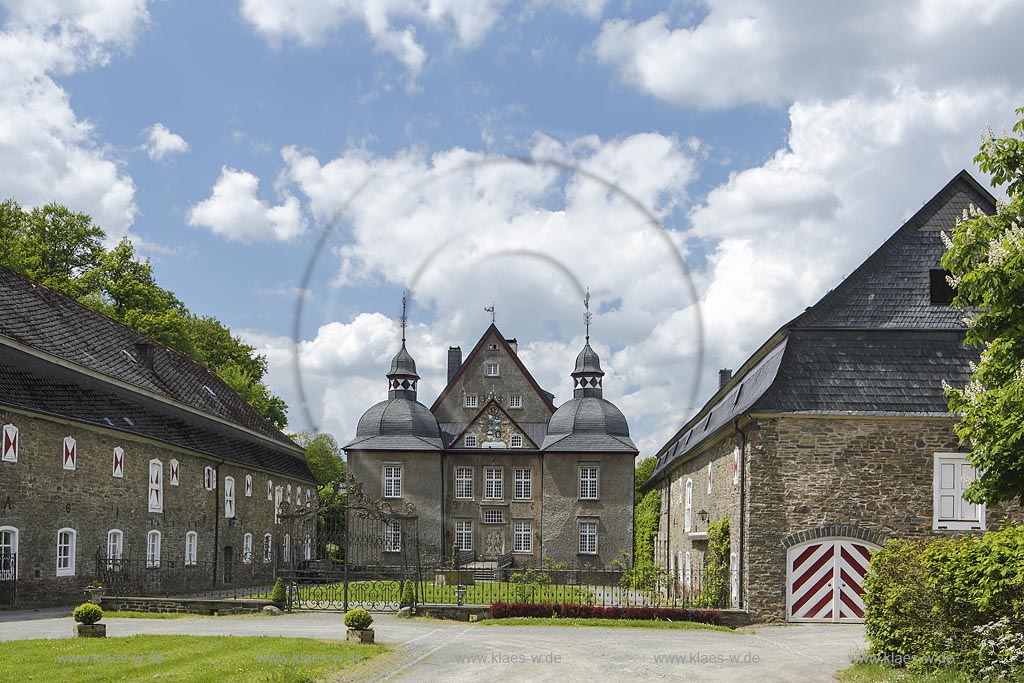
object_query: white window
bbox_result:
[730,551,739,607]
[483,509,504,524]
[384,520,402,552]
[733,446,741,486]
[263,534,273,563]
[508,395,522,409]
[267,479,274,501]
[224,476,236,519]
[0,526,19,577]
[296,486,302,504]
[304,535,312,560]
[56,528,76,576]
[684,479,693,532]
[514,468,532,500]
[707,462,713,494]
[112,447,124,478]
[578,520,597,554]
[148,459,163,513]
[244,474,253,497]
[204,466,216,491]
[485,467,503,499]
[579,466,598,500]
[184,531,198,566]
[274,486,283,524]
[383,465,402,498]
[464,435,478,447]
[243,533,253,564]
[513,521,532,553]
[465,395,478,409]
[106,529,123,568]
[62,436,76,470]
[286,484,292,504]
[455,467,473,499]
[169,459,179,486]
[146,530,161,568]
[283,534,291,563]
[306,489,313,507]
[455,520,473,551]
[685,551,692,591]
[485,363,500,377]
[510,434,523,448]
[2,424,17,462]
[933,453,986,530]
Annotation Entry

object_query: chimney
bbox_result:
[505,338,518,354]
[135,342,155,370]
[447,346,463,384]
[718,368,732,390]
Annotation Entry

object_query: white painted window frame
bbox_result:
[243,533,253,564]
[684,479,693,532]
[383,464,402,499]
[579,465,599,500]
[146,530,161,568]
[224,476,236,519]
[455,520,473,552]
[148,459,163,513]
[184,531,198,566]
[0,526,19,578]
[56,528,76,576]
[454,466,473,499]
[484,467,503,500]
[578,520,598,555]
[514,468,532,500]
[513,521,532,553]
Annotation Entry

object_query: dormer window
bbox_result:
[930,269,956,305]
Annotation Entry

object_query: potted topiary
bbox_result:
[72,602,105,638]
[344,608,374,644]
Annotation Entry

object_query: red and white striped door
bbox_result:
[786,539,877,623]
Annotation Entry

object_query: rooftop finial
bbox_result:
[484,303,496,324]
[400,292,409,346]
[584,287,592,342]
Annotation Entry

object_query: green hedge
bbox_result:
[863,524,1024,674]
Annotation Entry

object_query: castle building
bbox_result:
[345,320,638,568]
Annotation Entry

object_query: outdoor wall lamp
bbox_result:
[697,509,709,524]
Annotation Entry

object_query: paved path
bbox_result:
[0,608,867,682]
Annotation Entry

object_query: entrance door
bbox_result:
[786,538,877,623]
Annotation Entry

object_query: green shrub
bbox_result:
[634,489,660,564]
[695,518,729,608]
[344,608,373,630]
[72,603,103,624]
[400,580,415,606]
[269,578,287,606]
[510,569,550,602]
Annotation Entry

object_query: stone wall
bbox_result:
[0,407,311,605]
[100,596,272,615]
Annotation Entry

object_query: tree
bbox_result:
[292,430,346,485]
[634,455,656,504]
[942,104,1024,505]
[632,456,660,564]
[217,363,288,430]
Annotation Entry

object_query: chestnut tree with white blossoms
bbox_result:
[942,105,1024,505]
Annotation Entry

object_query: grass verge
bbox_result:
[98,611,206,619]
[481,616,732,631]
[836,663,970,683]
[0,634,387,683]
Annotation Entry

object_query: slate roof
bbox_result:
[646,170,995,487]
[543,397,637,452]
[0,265,295,447]
[345,398,443,451]
[0,345,316,481]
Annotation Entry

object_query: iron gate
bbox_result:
[278,478,421,612]
[0,553,15,605]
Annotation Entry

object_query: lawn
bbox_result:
[836,663,970,683]
[0,635,386,683]
[100,611,207,619]
[482,617,732,631]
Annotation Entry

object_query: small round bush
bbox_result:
[73,603,103,624]
[344,608,373,630]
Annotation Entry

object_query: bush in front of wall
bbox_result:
[72,603,103,625]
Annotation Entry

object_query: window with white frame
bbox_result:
[514,468,532,500]
[263,533,273,563]
[184,531,198,566]
[464,435,478,447]
[204,466,216,491]
[384,520,402,552]
[510,434,523,448]
[56,528,76,576]
[455,467,473,499]
[224,476,236,519]
[243,533,253,564]
[485,363,499,377]
[513,521,532,553]
[267,479,274,501]
[579,465,598,500]
[578,520,597,554]
[383,465,402,498]
[933,453,986,530]
[146,530,161,568]
[106,529,123,569]
[2,424,17,462]
[733,446,741,486]
[483,509,503,524]
[464,395,478,409]
[684,550,692,591]
[455,520,473,551]
[484,467,503,499]
[0,526,17,577]
[244,474,253,497]
[274,486,283,524]
[684,479,693,532]
[707,462,713,494]
[508,395,522,409]
[148,459,163,513]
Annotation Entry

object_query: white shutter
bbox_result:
[225,477,236,519]
[62,437,76,470]
[684,479,693,532]
[2,424,17,462]
[148,460,163,512]
[169,460,179,486]
[933,453,985,530]
[112,447,124,478]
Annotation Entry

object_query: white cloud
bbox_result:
[143,123,189,161]
[594,1,1024,109]
[188,166,306,243]
[0,1,150,238]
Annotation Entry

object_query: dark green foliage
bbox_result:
[344,608,373,630]
[634,456,656,504]
[509,568,551,602]
[634,489,660,564]
[72,603,103,624]
[291,431,346,485]
[400,580,416,606]
[270,578,287,606]
[695,518,729,608]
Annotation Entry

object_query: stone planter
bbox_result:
[84,588,105,605]
[346,628,374,644]
[74,623,106,638]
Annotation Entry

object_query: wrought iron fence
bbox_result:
[0,553,15,606]
[95,550,277,600]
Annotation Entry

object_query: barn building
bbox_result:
[0,266,316,605]
[644,170,1024,622]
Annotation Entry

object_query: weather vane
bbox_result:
[584,287,592,342]
[484,303,496,324]
[400,292,409,345]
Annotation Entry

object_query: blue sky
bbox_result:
[3,1,1023,454]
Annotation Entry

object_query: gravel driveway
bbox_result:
[0,608,867,682]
